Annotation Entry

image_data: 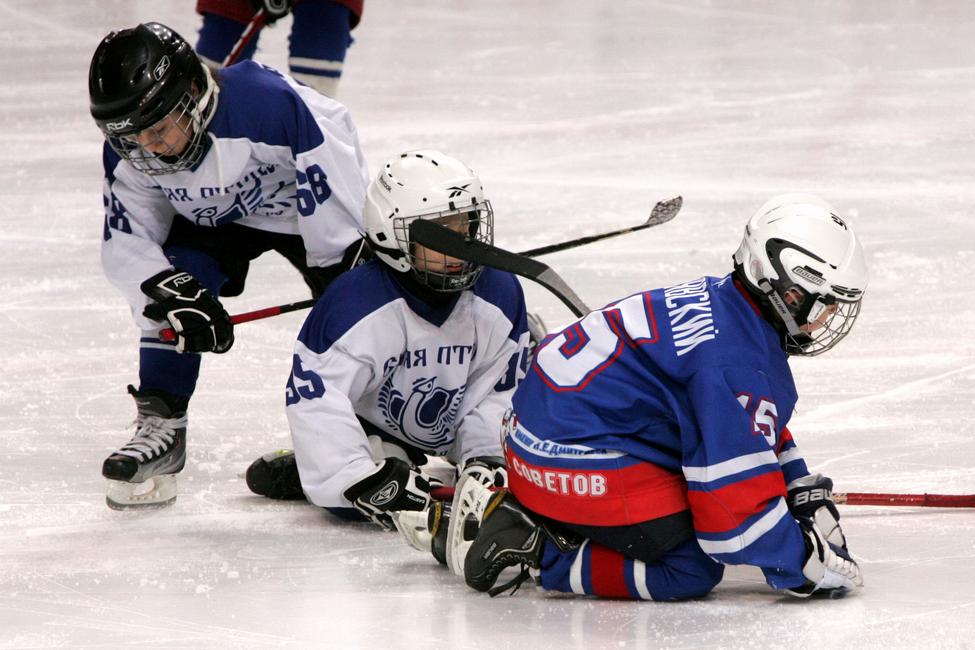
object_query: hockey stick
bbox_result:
[411,219,590,317]
[519,195,682,257]
[222,9,269,67]
[159,197,681,340]
[834,492,975,508]
[429,486,975,508]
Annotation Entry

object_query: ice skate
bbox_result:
[102,385,188,510]
[245,449,305,500]
[462,490,546,595]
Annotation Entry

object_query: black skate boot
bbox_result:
[102,385,189,510]
[245,449,305,500]
[465,490,547,595]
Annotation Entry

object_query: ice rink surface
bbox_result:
[2,1,974,647]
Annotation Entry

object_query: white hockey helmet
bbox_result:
[733,193,868,356]
[364,150,493,292]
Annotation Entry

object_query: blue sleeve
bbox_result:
[682,366,807,589]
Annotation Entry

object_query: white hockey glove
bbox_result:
[458,456,507,489]
[787,473,846,548]
[786,520,863,598]
[444,457,507,576]
[141,270,234,354]
[343,458,440,530]
[390,500,452,565]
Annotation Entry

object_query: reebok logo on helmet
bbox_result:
[153,55,170,80]
[105,118,133,132]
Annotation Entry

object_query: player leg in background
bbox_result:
[195,4,261,69]
[287,0,356,97]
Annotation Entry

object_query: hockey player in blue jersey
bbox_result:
[449,194,868,600]
[245,151,529,554]
[89,22,369,509]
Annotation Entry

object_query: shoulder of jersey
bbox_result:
[209,62,308,144]
[470,267,525,325]
[298,262,403,352]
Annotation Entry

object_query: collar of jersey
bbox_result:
[387,267,462,327]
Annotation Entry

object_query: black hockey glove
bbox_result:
[249,0,293,23]
[141,270,234,354]
[343,458,439,530]
[786,473,846,548]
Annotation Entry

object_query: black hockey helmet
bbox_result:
[89,22,218,174]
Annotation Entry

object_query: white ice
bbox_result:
[2,1,974,648]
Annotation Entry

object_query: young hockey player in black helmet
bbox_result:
[89,21,369,509]
[447,194,868,601]
[246,151,529,560]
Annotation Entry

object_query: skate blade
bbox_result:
[105,475,178,510]
[445,472,494,577]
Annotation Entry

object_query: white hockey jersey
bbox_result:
[286,261,531,509]
[99,61,369,330]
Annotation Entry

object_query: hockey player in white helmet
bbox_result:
[89,22,370,509]
[450,194,869,601]
[246,151,529,560]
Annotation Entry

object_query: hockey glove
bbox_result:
[141,270,234,354]
[786,519,863,598]
[390,500,452,565]
[787,473,846,548]
[460,456,507,489]
[249,0,293,23]
[343,458,440,531]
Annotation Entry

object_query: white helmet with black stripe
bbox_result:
[733,193,868,356]
[363,150,493,292]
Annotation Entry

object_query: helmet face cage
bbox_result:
[782,294,861,356]
[763,238,864,357]
[100,70,216,176]
[392,201,494,292]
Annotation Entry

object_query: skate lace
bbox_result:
[117,414,187,461]
[488,565,532,597]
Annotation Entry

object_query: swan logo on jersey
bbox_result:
[378,376,465,448]
[190,176,264,227]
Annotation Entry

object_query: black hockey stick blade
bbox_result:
[410,220,591,318]
[519,195,682,258]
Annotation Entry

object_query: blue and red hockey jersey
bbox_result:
[506,273,812,589]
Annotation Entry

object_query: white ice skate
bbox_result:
[102,385,188,510]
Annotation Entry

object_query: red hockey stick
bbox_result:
[160,298,317,342]
[222,9,269,67]
[429,486,975,508]
[834,492,975,508]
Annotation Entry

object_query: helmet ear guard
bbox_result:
[733,195,868,356]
